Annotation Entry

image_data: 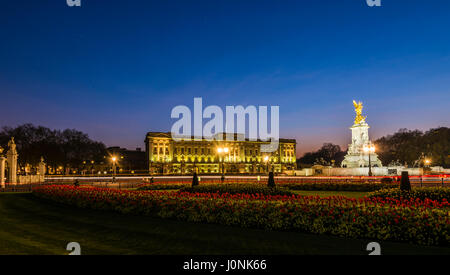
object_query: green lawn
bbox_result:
[0,193,449,255]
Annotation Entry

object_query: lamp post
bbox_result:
[363,144,376,177]
[149,156,153,176]
[217,147,229,182]
[264,155,270,174]
[423,158,431,178]
[90,160,95,176]
[111,156,117,187]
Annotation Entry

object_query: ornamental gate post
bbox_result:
[39,157,46,183]
[0,156,6,188]
[6,138,18,185]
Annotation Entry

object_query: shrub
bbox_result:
[400,171,412,192]
[180,183,293,196]
[367,187,450,203]
[33,185,450,246]
[268,172,276,188]
[192,172,199,187]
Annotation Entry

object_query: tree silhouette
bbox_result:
[0,124,107,170]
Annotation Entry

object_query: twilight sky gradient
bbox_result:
[1,0,449,156]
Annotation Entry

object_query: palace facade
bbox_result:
[145,132,297,174]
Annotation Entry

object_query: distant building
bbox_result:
[145,132,297,174]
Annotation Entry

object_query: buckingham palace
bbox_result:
[145,132,297,174]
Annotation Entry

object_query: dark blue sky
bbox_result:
[1,0,449,155]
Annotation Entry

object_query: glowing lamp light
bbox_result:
[264,156,269,162]
[363,144,376,153]
[217,147,229,154]
[111,156,117,162]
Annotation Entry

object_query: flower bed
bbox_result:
[137,181,397,192]
[279,182,398,192]
[180,183,293,196]
[137,183,189,190]
[367,188,450,203]
[32,185,450,246]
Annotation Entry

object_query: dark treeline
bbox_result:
[298,127,450,168]
[0,124,107,169]
[297,143,346,168]
[375,127,450,168]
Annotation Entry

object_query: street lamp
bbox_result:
[263,155,270,173]
[90,160,95,176]
[424,158,431,167]
[111,156,117,187]
[217,147,229,182]
[363,144,376,177]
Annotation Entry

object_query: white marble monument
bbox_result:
[341,101,382,168]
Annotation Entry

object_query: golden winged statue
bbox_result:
[353,100,367,124]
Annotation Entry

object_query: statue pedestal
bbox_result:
[342,122,382,168]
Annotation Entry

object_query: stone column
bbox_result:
[0,156,6,188]
[6,137,18,185]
